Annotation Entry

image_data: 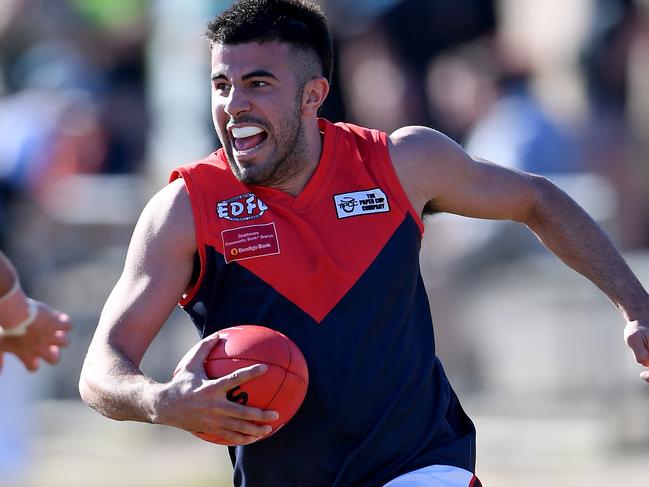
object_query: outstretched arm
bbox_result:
[79,179,277,444]
[389,126,649,382]
[0,251,71,372]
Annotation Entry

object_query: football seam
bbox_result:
[205,357,307,383]
[262,367,287,411]
[262,339,293,411]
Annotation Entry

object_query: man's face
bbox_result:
[210,41,307,187]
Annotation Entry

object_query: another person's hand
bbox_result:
[0,300,71,372]
[158,333,279,445]
[624,319,649,382]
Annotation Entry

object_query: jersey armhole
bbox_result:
[170,167,206,306]
[376,130,425,236]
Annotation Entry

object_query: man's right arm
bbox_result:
[0,251,71,372]
[79,179,277,444]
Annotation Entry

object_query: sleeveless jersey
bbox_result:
[170,119,476,487]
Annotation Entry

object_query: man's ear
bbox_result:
[302,77,330,115]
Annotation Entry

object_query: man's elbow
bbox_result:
[78,361,93,405]
[516,174,559,227]
[78,356,102,409]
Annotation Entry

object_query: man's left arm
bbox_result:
[522,178,649,380]
[389,125,649,382]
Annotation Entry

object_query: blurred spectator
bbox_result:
[68,0,150,175]
[323,0,496,132]
[0,0,149,210]
[0,40,107,199]
[461,41,580,175]
[579,0,649,249]
[582,0,637,111]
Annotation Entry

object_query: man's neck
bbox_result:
[274,119,324,196]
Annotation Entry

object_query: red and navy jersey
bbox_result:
[170,119,476,487]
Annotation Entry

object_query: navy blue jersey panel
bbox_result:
[182,215,476,487]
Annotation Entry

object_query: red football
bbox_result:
[176,325,309,445]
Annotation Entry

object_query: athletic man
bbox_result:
[79,1,649,486]
[0,251,71,372]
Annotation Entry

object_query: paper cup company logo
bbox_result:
[338,197,357,214]
[334,188,390,219]
[217,193,268,221]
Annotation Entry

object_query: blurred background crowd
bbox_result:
[0,0,648,486]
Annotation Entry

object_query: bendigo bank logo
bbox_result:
[334,188,390,219]
[221,222,280,263]
[217,193,268,221]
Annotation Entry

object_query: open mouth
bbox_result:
[231,125,268,154]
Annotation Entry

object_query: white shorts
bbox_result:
[383,465,481,487]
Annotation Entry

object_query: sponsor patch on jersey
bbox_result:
[222,222,280,263]
[334,188,390,219]
[217,193,268,221]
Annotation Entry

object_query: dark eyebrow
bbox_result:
[242,70,277,81]
[210,70,278,82]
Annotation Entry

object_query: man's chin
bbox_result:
[229,162,268,185]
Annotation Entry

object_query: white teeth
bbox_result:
[231,126,264,138]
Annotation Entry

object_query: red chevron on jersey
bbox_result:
[171,119,423,323]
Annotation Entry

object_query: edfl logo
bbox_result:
[217,193,268,221]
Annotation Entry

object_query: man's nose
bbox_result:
[224,87,252,117]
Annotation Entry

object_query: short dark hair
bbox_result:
[205,0,333,84]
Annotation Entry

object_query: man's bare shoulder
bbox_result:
[388,125,467,169]
[388,125,469,214]
[132,178,196,259]
[152,178,192,217]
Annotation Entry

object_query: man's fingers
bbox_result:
[625,325,649,362]
[627,335,649,367]
[174,332,221,377]
[632,348,649,367]
[205,363,279,422]
[43,308,72,331]
[53,330,70,347]
[219,416,273,437]
[54,312,72,331]
[205,364,279,423]
[192,332,221,363]
[20,355,39,372]
[42,345,62,365]
[217,397,279,423]
[201,417,273,445]
[210,429,264,446]
[217,363,268,390]
[625,328,649,383]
